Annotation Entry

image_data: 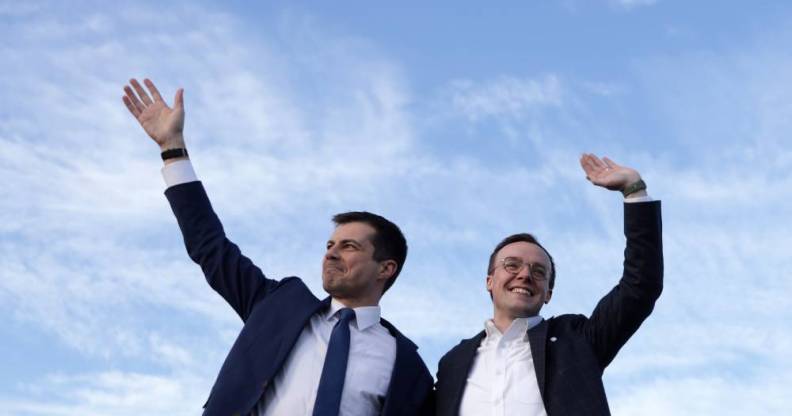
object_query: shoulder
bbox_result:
[379,319,430,366]
[439,331,485,367]
[278,275,310,290]
[379,318,419,352]
[253,276,320,308]
[377,319,434,405]
[546,314,590,333]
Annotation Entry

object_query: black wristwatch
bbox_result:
[161,148,189,161]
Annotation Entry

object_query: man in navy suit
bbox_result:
[123,78,433,416]
[435,154,663,415]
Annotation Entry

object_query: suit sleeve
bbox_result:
[165,181,279,321]
[582,200,663,368]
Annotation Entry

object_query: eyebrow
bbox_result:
[327,238,364,247]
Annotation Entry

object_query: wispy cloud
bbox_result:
[446,75,564,122]
[2,371,209,416]
[2,1,791,414]
[0,1,438,410]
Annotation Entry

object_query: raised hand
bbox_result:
[122,78,185,150]
[579,153,643,194]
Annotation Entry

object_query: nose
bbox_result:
[325,245,340,260]
[514,264,534,281]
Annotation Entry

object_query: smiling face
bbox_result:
[487,241,553,321]
[322,222,395,307]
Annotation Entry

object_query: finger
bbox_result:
[580,156,591,177]
[122,95,140,118]
[590,155,608,170]
[144,78,164,103]
[174,88,184,110]
[579,153,590,169]
[580,154,600,176]
[123,85,145,114]
[130,78,153,106]
[603,157,619,169]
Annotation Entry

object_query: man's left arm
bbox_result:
[578,154,664,369]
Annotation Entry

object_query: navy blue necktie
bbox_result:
[313,308,356,416]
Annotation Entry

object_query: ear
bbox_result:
[378,260,398,282]
[544,288,553,304]
[486,274,494,292]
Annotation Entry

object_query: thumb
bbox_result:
[174,88,184,110]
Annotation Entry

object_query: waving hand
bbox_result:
[122,78,185,150]
[580,153,645,196]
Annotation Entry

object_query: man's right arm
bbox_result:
[123,78,279,321]
[164,173,279,321]
[578,154,663,368]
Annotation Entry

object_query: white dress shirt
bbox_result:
[161,160,397,416]
[459,317,548,416]
[256,299,396,416]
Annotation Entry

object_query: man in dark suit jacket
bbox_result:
[435,154,663,416]
[123,78,433,416]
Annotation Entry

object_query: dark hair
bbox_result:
[487,233,556,289]
[332,211,407,293]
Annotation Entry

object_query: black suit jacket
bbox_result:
[166,181,434,416]
[436,201,663,416]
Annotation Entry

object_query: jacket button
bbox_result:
[550,336,557,342]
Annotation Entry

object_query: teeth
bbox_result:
[511,288,532,295]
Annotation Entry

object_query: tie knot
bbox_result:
[336,308,356,323]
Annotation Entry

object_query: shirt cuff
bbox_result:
[624,194,653,203]
[161,159,198,188]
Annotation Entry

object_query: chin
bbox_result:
[514,304,542,317]
[322,277,338,295]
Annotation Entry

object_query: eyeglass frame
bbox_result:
[494,256,550,282]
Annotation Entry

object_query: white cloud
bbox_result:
[0,0,427,399]
[2,371,209,416]
[610,371,792,415]
[421,18,792,409]
[447,75,564,122]
[3,1,792,414]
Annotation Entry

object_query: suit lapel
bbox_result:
[446,331,485,416]
[279,295,329,357]
[379,318,419,416]
[527,319,548,400]
[275,296,329,367]
[231,283,326,413]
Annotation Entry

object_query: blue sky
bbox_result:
[2,0,791,414]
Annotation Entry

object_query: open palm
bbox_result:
[579,153,641,191]
[123,78,184,148]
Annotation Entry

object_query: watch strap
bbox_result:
[161,148,189,161]
[621,179,647,197]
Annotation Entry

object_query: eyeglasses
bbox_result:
[496,257,549,281]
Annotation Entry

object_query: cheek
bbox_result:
[345,256,373,276]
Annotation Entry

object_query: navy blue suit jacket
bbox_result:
[436,201,663,416]
[166,181,434,416]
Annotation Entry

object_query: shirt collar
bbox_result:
[484,315,544,343]
[327,298,382,331]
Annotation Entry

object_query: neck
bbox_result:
[332,295,379,309]
[491,314,515,334]
[492,310,539,334]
